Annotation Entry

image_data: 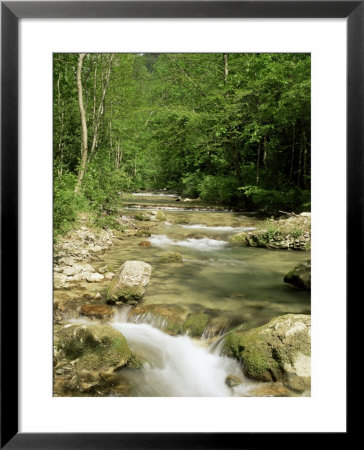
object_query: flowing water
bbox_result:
[67,192,310,397]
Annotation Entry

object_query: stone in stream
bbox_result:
[80,304,114,320]
[86,273,105,283]
[159,251,183,263]
[106,261,152,306]
[138,241,151,247]
[128,303,186,335]
[224,314,311,392]
[53,323,142,396]
[182,313,211,337]
[225,374,243,387]
[284,260,311,291]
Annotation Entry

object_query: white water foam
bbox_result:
[181,224,256,232]
[149,234,229,251]
[111,320,253,397]
[131,192,178,198]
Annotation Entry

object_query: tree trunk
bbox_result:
[302,129,308,189]
[256,140,261,185]
[223,53,228,86]
[297,134,303,188]
[74,53,88,195]
[263,135,267,171]
[289,123,295,180]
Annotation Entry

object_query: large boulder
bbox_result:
[284,260,311,291]
[106,261,152,305]
[224,314,311,392]
[54,323,142,396]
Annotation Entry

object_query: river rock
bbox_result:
[128,303,185,335]
[247,383,295,397]
[104,272,115,281]
[54,273,69,290]
[225,374,243,387]
[138,241,151,246]
[182,313,210,337]
[106,261,152,305]
[54,323,142,396]
[80,304,114,320]
[224,314,311,391]
[160,251,183,263]
[284,260,311,291]
[86,273,105,283]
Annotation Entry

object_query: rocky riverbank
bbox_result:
[229,212,311,250]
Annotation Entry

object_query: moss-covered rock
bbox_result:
[79,304,114,320]
[229,214,311,250]
[182,313,210,337]
[54,323,142,396]
[159,251,183,263]
[133,213,151,221]
[224,314,311,391]
[284,260,311,291]
[128,303,185,335]
[106,260,152,305]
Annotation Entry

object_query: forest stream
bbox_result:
[55,192,311,397]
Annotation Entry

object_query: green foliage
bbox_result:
[198,175,239,203]
[241,185,310,213]
[54,52,311,235]
[53,172,87,237]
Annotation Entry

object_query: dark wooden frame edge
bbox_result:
[1,1,357,448]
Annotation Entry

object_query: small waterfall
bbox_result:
[110,319,252,397]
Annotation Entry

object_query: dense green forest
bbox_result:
[54,53,310,235]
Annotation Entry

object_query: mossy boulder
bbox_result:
[54,323,142,396]
[106,261,152,306]
[133,213,151,221]
[229,214,311,250]
[224,314,311,392]
[159,251,183,263]
[284,260,311,291]
[182,313,210,337]
[128,303,185,335]
[229,233,249,246]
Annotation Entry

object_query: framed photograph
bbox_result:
[1,1,356,447]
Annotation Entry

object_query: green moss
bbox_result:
[224,314,311,382]
[160,251,183,263]
[55,324,141,371]
[229,233,249,246]
[107,282,144,305]
[183,313,210,337]
[134,213,151,221]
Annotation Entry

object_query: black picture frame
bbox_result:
[1,1,356,448]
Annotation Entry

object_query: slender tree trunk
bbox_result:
[263,135,267,171]
[302,129,308,189]
[289,123,295,180]
[223,53,228,86]
[74,53,88,195]
[88,54,114,162]
[256,140,261,185]
[56,58,65,179]
[297,133,303,188]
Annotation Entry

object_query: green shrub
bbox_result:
[54,172,87,237]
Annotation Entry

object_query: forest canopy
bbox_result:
[54,53,311,235]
